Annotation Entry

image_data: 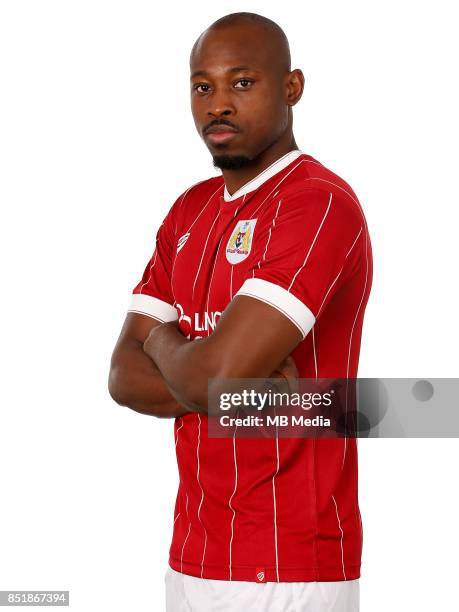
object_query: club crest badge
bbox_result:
[225,219,257,264]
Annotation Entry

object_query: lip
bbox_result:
[205,125,239,144]
[207,131,238,144]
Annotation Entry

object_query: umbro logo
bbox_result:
[177,232,190,253]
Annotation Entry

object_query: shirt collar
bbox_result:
[222,149,304,202]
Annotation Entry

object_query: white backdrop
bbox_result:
[0,1,458,610]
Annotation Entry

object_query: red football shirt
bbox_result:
[128,149,373,582]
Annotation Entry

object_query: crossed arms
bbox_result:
[108,294,302,418]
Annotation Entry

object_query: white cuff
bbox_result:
[128,293,178,323]
[234,277,315,340]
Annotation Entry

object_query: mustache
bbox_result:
[204,119,239,133]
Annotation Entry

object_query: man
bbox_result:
[109,11,372,612]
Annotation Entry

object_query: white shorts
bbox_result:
[165,566,360,612]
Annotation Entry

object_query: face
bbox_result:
[190,25,301,168]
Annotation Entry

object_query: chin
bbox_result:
[211,150,255,170]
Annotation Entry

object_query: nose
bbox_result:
[208,107,232,118]
[207,89,235,118]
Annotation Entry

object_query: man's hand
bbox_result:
[268,354,300,394]
[143,320,182,358]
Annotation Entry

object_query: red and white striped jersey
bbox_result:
[128,149,373,582]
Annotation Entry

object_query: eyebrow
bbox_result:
[190,66,258,79]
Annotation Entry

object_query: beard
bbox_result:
[212,153,255,170]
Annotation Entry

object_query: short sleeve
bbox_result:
[234,188,364,340]
[127,198,180,323]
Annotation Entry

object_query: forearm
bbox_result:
[143,323,216,414]
[108,337,191,419]
[134,288,306,419]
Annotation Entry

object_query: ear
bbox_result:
[285,69,305,106]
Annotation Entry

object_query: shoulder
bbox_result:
[172,175,224,211]
[288,154,361,203]
[164,175,224,230]
[275,154,366,225]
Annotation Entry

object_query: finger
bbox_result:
[284,355,300,376]
[275,369,300,395]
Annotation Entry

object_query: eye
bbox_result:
[193,83,211,94]
[234,78,254,89]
